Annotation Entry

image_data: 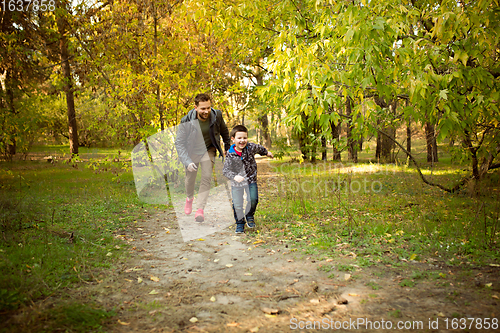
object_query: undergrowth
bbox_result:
[0,149,153,331]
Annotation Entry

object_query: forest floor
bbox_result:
[79,161,499,333]
[5,160,499,333]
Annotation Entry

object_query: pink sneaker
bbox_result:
[184,197,194,215]
[195,209,204,222]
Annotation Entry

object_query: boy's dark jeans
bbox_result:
[232,183,258,223]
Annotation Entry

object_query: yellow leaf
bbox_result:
[150,276,160,282]
[210,296,216,302]
[117,320,130,325]
[227,322,240,327]
[244,273,252,276]
[198,238,205,241]
[189,317,198,323]
[137,277,143,283]
[485,283,492,288]
[253,240,264,245]
[409,253,418,261]
[226,264,233,268]
[149,290,158,295]
[264,314,276,318]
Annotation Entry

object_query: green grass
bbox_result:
[259,136,500,268]
[0,148,154,331]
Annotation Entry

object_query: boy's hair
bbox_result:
[230,125,248,138]
[194,93,211,106]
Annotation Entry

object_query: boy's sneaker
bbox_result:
[246,219,256,228]
[195,209,204,222]
[184,197,194,215]
[235,223,245,234]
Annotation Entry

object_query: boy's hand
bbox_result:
[187,163,197,172]
[234,175,245,183]
[267,152,274,158]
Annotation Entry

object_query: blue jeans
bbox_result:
[232,183,258,223]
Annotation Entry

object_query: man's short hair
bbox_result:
[230,125,248,138]
[194,93,211,106]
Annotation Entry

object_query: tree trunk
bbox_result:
[254,68,271,149]
[321,136,327,161]
[330,121,341,161]
[5,71,16,156]
[346,96,357,163]
[374,97,396,163]
[258,114,271,149]
[406,119,411,156]
[57,5,79,155]
[425,122,438,163]
[153,3,164,131]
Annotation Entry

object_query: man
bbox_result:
[175,93,231,222]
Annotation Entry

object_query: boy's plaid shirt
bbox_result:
[222,142,268,187]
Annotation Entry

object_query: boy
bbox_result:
[222,125,273,234]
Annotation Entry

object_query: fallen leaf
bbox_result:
[264,314,276,318]
[125,279,132,282]
[214,259,220,263]
[244,273,252,276]
[326,259,333,262]
[117,320,130,325]
[348,293,360,297]
[149,310,158,316]
[198,238,205,241]
[409,253,418,261]
[149,290,158,295]
[226,264,233,268]
[253,240,264,245]
[189,317,198,323]
[261,307,279,314]
[485,283,493,287]
[344,274,351,281]
[438,312,445,317]
[137,277,143,284]
[106,252,113,257]
[492,295,499,299]
[287,259,294,262]
[227,322,240,327]
[210,296,216,302]
[249,327,259,333]
[309,299,320,304]
[150,276,160,282]
[490,264,500,267]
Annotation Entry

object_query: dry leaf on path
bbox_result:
[117,320,130,325]
[226,264,233,268]
[150,276,160,282]
[189,317,198,323]
[210,296,216,302]
[149,290,159,295]
[137,277,143,284]
[261,307,279,314]
[227,322,239,327]
[264,314,276,318]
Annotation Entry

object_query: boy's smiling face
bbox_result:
[232,131,248,152]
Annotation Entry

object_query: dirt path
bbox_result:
[88,161,498,332]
